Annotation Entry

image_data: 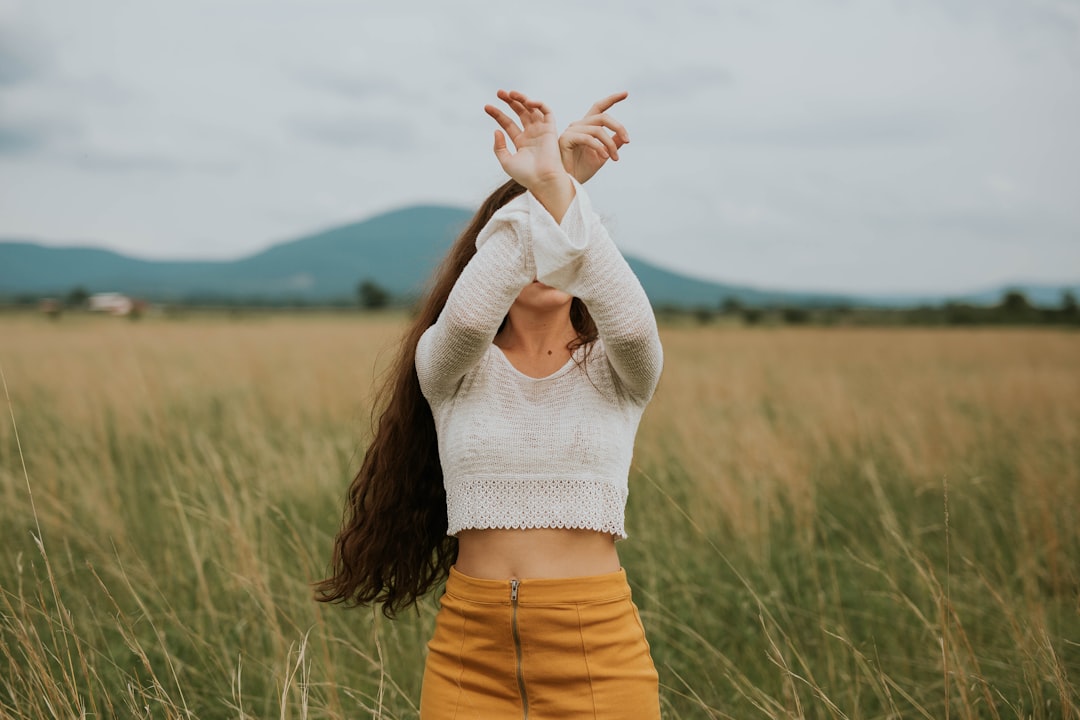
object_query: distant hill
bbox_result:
[0,206,475,302]
[1,206,1076,308]
[622,259,857,308]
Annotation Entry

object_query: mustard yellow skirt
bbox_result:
[420,566,661,719]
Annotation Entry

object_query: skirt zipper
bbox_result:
[510,579,529,719]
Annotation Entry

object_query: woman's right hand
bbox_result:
[484,90,574,221]
[560,91,631,184]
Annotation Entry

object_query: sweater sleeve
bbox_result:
[416,181,662,405]
[534,180,664,404]
[415,189,595,403]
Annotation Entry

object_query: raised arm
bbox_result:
[414,200,529,402]
[533,181,663,403]
[416,90,591,403]
[415,184,623,402]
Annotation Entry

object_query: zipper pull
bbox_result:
[510,578,519,602]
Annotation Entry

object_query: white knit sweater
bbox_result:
[415,180,663,539]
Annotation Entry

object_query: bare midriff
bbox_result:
[454,527,621,580]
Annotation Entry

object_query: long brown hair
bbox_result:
[314,178,598,617]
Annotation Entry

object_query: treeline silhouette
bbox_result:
[661,289,1080,326]
[5,284,1078,327]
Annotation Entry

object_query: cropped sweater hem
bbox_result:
[445,474,628,540]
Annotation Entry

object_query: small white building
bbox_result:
[88,292,134,316]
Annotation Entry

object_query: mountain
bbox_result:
[1,207,1076,308]
[0,205,474,301]
[622,259,858,308]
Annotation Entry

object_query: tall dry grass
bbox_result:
[0,314,1077,718]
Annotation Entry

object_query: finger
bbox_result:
[564,123,626,155]
[587,91,629,117]
[563,131,610,159]
[498,89,530,121]
[497,90,531,129]
[577,113,630,143]
[519,95,553,117]
[507,90,551,123]
[484,104,522,143]
[493,130,512,165]
[566,126,618,159]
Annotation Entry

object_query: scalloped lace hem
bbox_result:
[446,475,629,540]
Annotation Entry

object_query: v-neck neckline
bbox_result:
[491,345,578,381]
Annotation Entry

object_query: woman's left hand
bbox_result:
[560,91,631,184]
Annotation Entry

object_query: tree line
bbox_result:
[666,289,1080,326]
[5,283,1078,327]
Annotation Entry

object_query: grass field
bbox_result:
[1,313,1077,719]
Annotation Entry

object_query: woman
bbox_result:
[316,90,663,719]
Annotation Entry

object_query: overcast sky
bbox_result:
[2,0,1078,294]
